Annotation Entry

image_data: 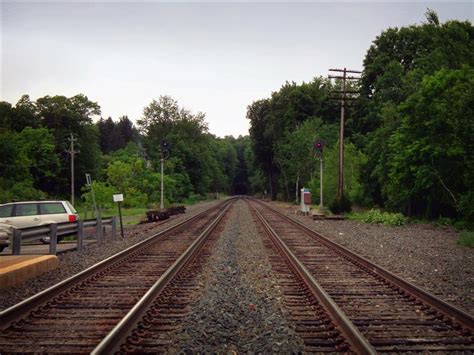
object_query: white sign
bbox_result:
[113,194,124,202]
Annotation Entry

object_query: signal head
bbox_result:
[313,140,324,152]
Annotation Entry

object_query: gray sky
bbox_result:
[1,1,472,137]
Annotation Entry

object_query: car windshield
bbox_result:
[65,201,78,214]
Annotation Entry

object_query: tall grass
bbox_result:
[349,209,408,226]
[457,231,474,248]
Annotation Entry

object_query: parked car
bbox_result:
[0,222,12,252]
[0,200,80,244]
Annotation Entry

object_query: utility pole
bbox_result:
[328,68,361,202]
[66,133,79,205]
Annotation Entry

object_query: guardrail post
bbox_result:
[12,229,22,255]
[111,216,117,241]
[97,217,103,246]
[77,220,84,253]
[49,223,57,255]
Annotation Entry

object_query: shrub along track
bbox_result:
[248,198,474,353]
[0,199,235,354]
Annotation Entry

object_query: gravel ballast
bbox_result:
[271,201,474,315]
[168,199,304,353]
[1,196,472,348]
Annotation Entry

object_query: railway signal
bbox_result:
[160,139,171,153]
[313,140,324,153]
[159,139,171,210]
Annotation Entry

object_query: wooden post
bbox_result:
[111,216,117,241]
[49,223,57,255]
[328,68,361,202]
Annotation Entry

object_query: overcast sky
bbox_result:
[1,1,472,137]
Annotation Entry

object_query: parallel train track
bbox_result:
[1,197,472,353]
[0,199,235,353]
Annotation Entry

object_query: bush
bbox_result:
[185,193,205,205]
[329,194,352,214]
[350,208,408,226]
[124,187,148,208]
[0,181,47,203]
[81,182,116,209]
[436,216,454,226]
[457,230,474,248]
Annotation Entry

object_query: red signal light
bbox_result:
[314,140,324,152]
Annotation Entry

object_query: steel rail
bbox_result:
[92,200,234,354]
[250,197,474,331]
[0,198,235,329]
[250,203,376,354]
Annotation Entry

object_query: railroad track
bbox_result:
[0,199,235,354]
[248,198,474,353]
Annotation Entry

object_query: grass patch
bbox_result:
[77,206,148,225]
[457,230,474,248]
[349,209,408,226]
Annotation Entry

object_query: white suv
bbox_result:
[0,200,80,243]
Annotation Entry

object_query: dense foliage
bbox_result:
[0,95,248,209]
[247,13,473,222]
[1,11,472,225]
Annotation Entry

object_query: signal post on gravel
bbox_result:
[313,140,325,209]
[113,193,124,239]
[159,139,171,210]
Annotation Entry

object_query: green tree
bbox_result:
[274,118,338,202]
[359,14,473,219]
[309,142,367,207]
[386,66,474,219]
[36,94,102,197]
[0,128,56,202]
[138,95,218,198]
[17,127,60,193]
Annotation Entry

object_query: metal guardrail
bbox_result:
[11,217,118,255]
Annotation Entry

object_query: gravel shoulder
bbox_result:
[269,201,474,315]
[0,200,221,311]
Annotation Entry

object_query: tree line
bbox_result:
[247,11,473,222]
[0,94,252,209]
[1,10,471,223]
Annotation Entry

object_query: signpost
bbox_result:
[86,173,98,217]
[113,194,124,239]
